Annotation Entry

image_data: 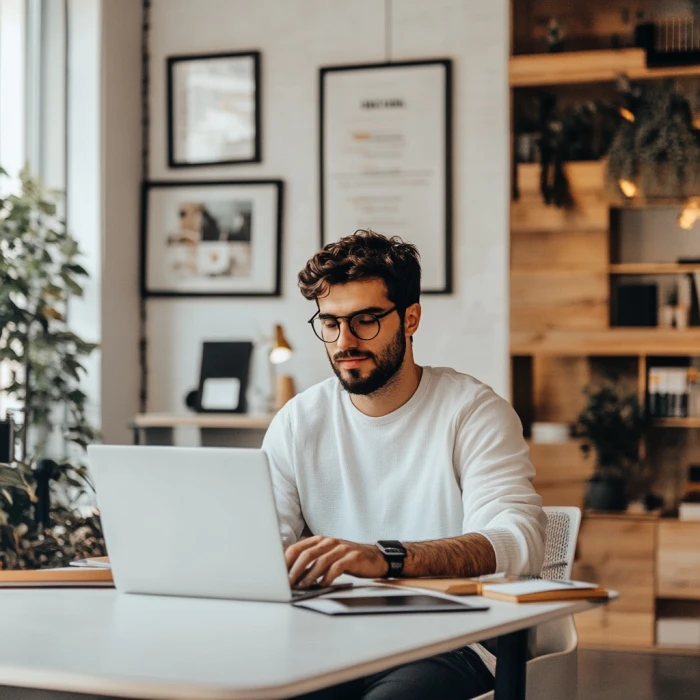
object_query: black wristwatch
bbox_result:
[376,540,407,578]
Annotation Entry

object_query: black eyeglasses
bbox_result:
[308,307,398,343]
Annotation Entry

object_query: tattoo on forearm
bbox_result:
[402,533,497,578]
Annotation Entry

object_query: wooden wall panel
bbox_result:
[511,196,609,233]
[511,271,609,332]
[533,355,590,423]
[530,440,595,509]
[657,521,700,600]
[573,516,656,648]
[511,230,608,272]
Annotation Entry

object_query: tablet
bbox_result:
[294,593,490,615]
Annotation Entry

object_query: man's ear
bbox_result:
[404,303,421,338]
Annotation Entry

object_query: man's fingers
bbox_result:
[288,540,340,585]
[284,536,325,568]
[319,554,357,586]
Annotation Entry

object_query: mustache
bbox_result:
[333,350,374,362]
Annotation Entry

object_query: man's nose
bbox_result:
[335,320,359,351]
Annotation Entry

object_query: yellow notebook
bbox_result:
[0,567,114,588]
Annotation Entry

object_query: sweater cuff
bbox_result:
[477,527,519,575]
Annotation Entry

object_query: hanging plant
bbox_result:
[606,76,700,199]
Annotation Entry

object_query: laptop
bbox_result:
[86,445,349,603]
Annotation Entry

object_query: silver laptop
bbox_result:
[87,445,346,602]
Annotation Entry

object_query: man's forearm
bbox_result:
[402,533,497,578]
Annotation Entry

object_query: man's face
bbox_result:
[317,279,407,396]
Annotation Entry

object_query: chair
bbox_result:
[473,506,582,700]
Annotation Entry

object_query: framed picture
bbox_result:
[167,51,261,167]
[141,180,283,297]
[320,60,452,294]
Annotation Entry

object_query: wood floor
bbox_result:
[578,649,700,700]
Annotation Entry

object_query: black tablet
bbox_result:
[294,593,490,615]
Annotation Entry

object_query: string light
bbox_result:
[678,198,700,230]
[618,179,638,198]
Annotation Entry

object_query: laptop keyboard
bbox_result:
[291,583,347,601]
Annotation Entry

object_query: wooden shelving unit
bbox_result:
[510,48,700,87]
[610,263,700,275]
[654,417,700,428]
[512,329,700,356]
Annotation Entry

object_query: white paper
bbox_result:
[201,378,241,410]
[484,580,596,596]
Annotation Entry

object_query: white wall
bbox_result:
[146,0,510,412]
[65,0,141,444]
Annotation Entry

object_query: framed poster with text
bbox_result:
[320,60,452,294]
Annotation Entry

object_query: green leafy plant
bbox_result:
[574,385,648,483]
[0,165,105,569]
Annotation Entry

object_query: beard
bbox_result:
[328,324,407,396]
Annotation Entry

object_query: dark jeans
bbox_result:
[290,646,494,700]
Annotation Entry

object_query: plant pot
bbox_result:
[586,476,628,512]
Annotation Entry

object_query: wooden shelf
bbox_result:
[511,329,700,356]
[131,413,273,429]
[510,48,700,87]
[610,263,700,275]
[654,417,700,428]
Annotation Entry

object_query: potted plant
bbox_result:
[0,165,105,569]
[574,384,648,512]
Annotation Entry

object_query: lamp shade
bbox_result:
[269,324,293,364]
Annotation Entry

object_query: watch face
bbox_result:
[383,547,404,555]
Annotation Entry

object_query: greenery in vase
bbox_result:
[0,165,105,569]
[574,384,648,488]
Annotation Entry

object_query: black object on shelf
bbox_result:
[0,419,13,463]
[615,283,657,327]
[196,341,253,414]
[635,21,700,67]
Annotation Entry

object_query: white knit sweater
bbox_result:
[262,366,546,577]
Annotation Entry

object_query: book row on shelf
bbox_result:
[648,367,700,418]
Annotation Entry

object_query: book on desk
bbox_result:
[381,576,609,602]
[0,566,114,588]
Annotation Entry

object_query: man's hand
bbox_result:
[285,536,388,587]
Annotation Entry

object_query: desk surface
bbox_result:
[132,413,273,430]
[0,588,605,700]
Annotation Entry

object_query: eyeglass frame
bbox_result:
[308,306,399,343]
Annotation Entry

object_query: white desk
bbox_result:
[0,588,610,700]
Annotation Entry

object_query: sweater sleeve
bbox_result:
[455,389,546,576]
[261,405,306,546]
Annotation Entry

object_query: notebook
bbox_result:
[0,567,114,588]
[480,579,609,603]
[378,577,481,595]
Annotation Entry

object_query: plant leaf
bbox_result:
[0,466,29,491]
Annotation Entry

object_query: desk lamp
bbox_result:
[269,324,295,411]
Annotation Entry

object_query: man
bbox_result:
[262,230,545,699]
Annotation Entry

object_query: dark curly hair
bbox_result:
[298,229,421,310]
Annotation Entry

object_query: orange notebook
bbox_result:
[480,579,609,603]
[0,567,114,588]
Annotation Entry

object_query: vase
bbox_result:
[586,475,628,512]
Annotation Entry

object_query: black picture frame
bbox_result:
[167,50,261,167]
[319,59,453,294]
[140,179,283,298]
[196,341,254,414]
